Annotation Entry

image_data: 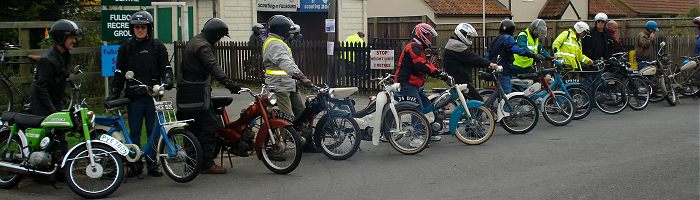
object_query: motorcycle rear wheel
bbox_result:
[0,131,22,189]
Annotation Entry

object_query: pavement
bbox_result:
[2,88,698,200]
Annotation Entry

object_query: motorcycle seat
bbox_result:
[510,79,534,87]
[431,88,448,93]
[1,112,46,127]
[212,96,233,108]
[516,73,540,80]
[329,87,359,99]
[104,98,131,109]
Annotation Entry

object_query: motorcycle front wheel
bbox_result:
[65,143,124,199]
[315,115,361,160]
[158,129,202,183]
[455,105,495,145]
[258,126,302,174]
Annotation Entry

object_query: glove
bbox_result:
[546,55,555,61]
[162,66,174,90]
[300,77,314,88]
[535,54,546,62]
[225,81,242,94]
[430,69,443,77]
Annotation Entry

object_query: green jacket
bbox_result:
[552,29,591,71]
[513,28,550,68]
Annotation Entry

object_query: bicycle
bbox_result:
[605,52,652,111]
[94,71,203,183]
[477,69,539,134]
[0,44,34,112]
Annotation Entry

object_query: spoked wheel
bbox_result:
[315,115,361,160]
[566,85,592,120]
[594,79,628,114]
[626,77,651,111]
[158,129,202,183]
[65,143,124,199]
[258,126,302,174]
[662,76,678,106]
[454,105,495,145]
[678,70,700,96]
[541,93,574,126]
[382,107,431,155]
[0,80,12,112]
[0,131,22,188]
[501,95,538,134]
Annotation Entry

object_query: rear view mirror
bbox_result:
[659,42,666,48]
[125,71,134,80]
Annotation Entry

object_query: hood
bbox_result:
[444,38,468,52]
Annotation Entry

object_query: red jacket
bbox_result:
[394,41,437,87]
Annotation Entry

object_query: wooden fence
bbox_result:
[174,35,696,94]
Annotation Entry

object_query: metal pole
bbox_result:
[483,0,486,49]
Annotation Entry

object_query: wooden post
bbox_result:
[17,28,32,81]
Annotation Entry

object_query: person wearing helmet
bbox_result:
[394,23,442,143]
[487,19,545,94]
[30,19,81,116]
[552,22,594,72]
[107,10,170,178]
[287,24,304,43]
[262,15,313,128]
[513,19,553,73]
[443,22,499,102]
[249,23,266,48]
[635,20,659,70]
[177,18,242,174]
[582,13,613,61]
[694,17,700,57]
[606,20,623,54]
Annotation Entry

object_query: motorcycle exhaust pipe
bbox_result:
[0,161,57,175]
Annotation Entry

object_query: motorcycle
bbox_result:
[425,74,496,145]
[94,70,203,183]
[640,42,678,106]
[0,65,127,199]
[349,73,431,155]
[212,85,303,174]
[295,84,361,160]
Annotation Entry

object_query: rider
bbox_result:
[30,19,81,116]
[486,19,544,94]
[177,18,242,174]
[552,22,594,72]
[694,17,700,57]
[512,19,553,84]
[582,13,614,61]
[108,11,170,178]
[443,23,499,102]
[635,20,658,71]
[287,24,304,43]
[394,23,442,142]
[249,23,265,48]
[262,15,314,145]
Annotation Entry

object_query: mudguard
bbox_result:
[448,100,485,134]
[60,135,129,168]
[254,118,294,154]
[371,92,388,145]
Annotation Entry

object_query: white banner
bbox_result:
[370,50,395,70]
[257,0,300,12]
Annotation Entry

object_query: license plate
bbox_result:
[155,101,174,111]
[99,134,129,155]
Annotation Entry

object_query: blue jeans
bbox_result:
[127,95,158,171]
[501,75,513,94]
[397,84,430,113]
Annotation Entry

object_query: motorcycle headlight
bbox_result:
[268,92,277,106]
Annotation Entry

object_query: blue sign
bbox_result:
[101,45,120,77]
[299,0,330,12]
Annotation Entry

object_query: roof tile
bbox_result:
[424,0,511,16]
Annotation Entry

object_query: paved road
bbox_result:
[3,89,699,199]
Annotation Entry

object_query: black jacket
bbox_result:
[582,30,613,60]
[113,38,169,98]
[443,38,490,84]
[30,46,70,116]
[180,33,232,86]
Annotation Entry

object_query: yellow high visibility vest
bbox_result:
[341,33,364,62]
[513,28,539,68]
[263,37,292,76]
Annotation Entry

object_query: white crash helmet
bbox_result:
[454,23,478,46]
[594,13,608,22]
[574,21,590,34]
[290,24,301,34]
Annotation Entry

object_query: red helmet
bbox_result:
[694,16,700,26]
[412,23,438,48]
